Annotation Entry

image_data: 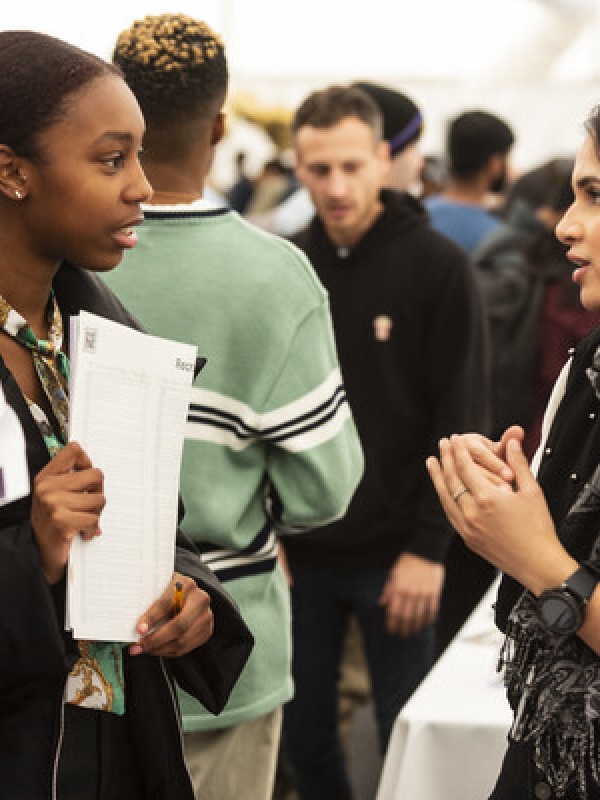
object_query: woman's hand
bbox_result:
[451,425,525,485]
[130,573,214,658]
[31,441,104,584]
[426,434,570,594]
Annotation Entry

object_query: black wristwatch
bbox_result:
[536,562,600,635]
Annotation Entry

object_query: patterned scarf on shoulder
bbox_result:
[0,293,126,714]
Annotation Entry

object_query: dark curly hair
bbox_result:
[0,30,120,160]
[112,14,228,127]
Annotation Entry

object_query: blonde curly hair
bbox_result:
[113,13,227,125]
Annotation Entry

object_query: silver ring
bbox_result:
[452,486,469,502]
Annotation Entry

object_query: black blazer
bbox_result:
[0,263,253,799]
[495,324,600,632]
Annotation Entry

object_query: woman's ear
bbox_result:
[0,146,28,201]
[0,144,27,200]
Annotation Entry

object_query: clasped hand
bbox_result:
[426,426,565,592]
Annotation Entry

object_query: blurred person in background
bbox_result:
[419,154,449,200]
[282,84,488,800]
[258,81,426,239]
[426,109,515,253]
[425,109,515,660]
[244,156,297,218]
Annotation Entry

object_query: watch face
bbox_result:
[538,590,582,634]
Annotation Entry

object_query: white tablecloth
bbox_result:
[376,578,512,800]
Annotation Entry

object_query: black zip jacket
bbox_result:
[285,190,489,567]
[495,324,600,633]
[0,263,254,799]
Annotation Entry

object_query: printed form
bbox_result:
[66,311,197,642]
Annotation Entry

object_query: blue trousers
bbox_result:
[283,560,435,800]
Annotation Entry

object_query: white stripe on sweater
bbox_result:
[186,369,350,452]
[201,532,278,574]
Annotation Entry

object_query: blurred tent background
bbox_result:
[3,0,600,190]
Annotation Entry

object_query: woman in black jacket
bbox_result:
[428,104,600,799]
[0,30,252,799]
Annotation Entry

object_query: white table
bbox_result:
[376,578,512,800]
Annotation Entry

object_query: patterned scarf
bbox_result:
[0,293,125,715]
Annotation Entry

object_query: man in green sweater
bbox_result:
[104,14,363,800]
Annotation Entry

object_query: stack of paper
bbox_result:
[66,311,197,642]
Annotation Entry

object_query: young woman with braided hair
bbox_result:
[0,29,252,800]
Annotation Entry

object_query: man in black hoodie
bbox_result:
[281,84,488,800]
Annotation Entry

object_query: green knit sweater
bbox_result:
[102,204,363,730]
